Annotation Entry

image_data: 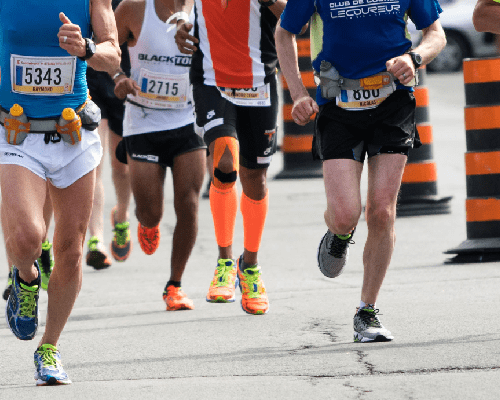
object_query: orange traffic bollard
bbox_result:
[446,57,500,263]
[275,29,322,180]
[397,67,452,216]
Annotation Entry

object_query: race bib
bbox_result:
[132,69,190,109]
[11,55,76,95]
[218,84,271,107]
[336,84,395,110]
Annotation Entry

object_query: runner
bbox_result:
[85,0,133,270]
[113,0,206,310]
[275,0,446,340]
[473,0,500,33]
[173,0,286,315]
[0,0,121,384]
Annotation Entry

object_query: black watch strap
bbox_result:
[259,0,277,6]
[78,38,96,62]
[409,51,422,69]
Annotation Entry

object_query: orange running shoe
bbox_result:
[237,255,269,315]
[206,259,238,303]
[162,285,194,311]
[137,223,160,255]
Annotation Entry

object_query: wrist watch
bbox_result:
[409,51,423,69]
[78,38,97,61]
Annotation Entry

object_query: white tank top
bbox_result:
[123,0,195,136]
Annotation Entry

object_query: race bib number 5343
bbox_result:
[11,55,76,95]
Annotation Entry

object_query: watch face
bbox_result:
[412,52,422,66]
[88,40,96,55]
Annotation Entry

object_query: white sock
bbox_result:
[359,301,375,310]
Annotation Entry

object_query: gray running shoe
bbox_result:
[317,229,354,278]
[353,306,394,343]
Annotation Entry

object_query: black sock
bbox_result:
[18,271,39,287]
[166,280,181,289]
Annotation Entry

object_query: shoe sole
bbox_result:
[316,232,347,279]
[206,295,236,303]
[240,299,269,315]
[166,305,194,311]
[110,242,132,262]
[353,332,394,343]
[86,254,112,270]
[36,377,72,386]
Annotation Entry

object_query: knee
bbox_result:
[365,203,395,232]
[135,204,162,227]
[212,137,239,189]
[332,210,360,234]
[9,223,44,260]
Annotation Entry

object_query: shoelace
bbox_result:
[357,308,382,328]
[329,234,355,258]
[214,262,235,286]
[37,348,58,368]
[113,222,130,246]
[19,285,38,317]
[241,269,263,299]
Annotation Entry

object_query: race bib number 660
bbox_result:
[11,55,76,95]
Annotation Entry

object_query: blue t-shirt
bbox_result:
[280,0,442,105]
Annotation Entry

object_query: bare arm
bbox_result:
[57,0,121,75]
[172,0,199,54]
[473,0,500,33]
[265,0,287,20]
[114,0,136,47]
[387,19,446,85]
[275,23,318,126]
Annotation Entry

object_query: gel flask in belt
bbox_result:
[5,104,30,145]
[319,60,341,99]
[57,108,82,145]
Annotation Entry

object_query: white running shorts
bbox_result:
[0,125,102,189]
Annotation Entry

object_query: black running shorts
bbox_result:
[192,75,279,169]
[313,90,420,163]
[87,68,125,137]
[123,124,206,168]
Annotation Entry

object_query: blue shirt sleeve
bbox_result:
[279,0,316,35]
[409,0,443,30]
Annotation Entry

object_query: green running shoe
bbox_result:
[111,207,132,262]
[38,241,54,291]
[34,344,71,385]
[6,263,40,340]
[2,268,13,301]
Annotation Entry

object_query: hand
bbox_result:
[291,96,319,126]
[174,22,199,55]
[58,12,86,58]
[114,76,140,99]
[386,54,415,85]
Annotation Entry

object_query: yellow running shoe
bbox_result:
[162,285,194,311]
[137,223,160,255]
[110,206,132,262]
[237,255,269,315]
[206,259,238,303]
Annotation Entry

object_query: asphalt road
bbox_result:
[1,71,499,399]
